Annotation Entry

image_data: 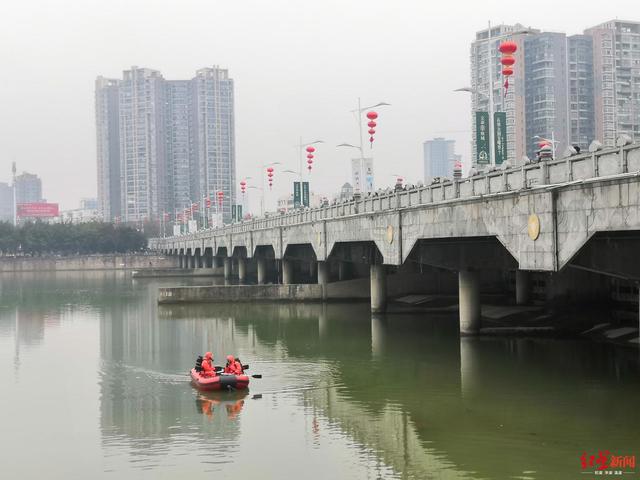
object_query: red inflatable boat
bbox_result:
[190,368,250,391]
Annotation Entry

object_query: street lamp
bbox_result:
[259,161,281,216]
[295,139,324,180]
[338,99,391,195]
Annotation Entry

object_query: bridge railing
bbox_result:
[152,143,639,247]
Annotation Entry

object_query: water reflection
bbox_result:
[1,272,639,479]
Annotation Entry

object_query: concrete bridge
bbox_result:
[150,142,640,334]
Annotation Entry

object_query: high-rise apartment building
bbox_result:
[423,138,459,181]
[523,32,570,160]
[96,66,236,224]
[0,182,13,222]
[95,77,121,221]
[15,172,43,204]
[568,35,596,151]
[191,68,236,222]
[585,20,640,146]
[118,67,167,223]
[165,80,192,216]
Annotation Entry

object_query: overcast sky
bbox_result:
[0,0,636,211]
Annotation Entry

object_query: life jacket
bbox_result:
[201,358,215,376]
[232,360,244,374]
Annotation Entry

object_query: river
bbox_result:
[0,272,638,479]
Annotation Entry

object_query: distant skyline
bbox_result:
[1,0,637,211]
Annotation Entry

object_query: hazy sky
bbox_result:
[1,0,637,211]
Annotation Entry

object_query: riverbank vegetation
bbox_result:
[0,221,147,255]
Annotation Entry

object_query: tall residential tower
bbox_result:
[95,66,236,223]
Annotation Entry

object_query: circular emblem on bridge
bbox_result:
[528,214,540,241]
[386,225,394,244]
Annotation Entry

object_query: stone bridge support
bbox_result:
[238,258,247,284]
[370,264,387,313]
[459,270,481,335]
[282,259,294,285]
[224,257,232,280]
[257,258,267,285]
[516,270,531,305]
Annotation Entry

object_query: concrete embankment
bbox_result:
[159,284,325,304]
[157,271,452,304]
[0,254,178,272]
[132,267,223,278]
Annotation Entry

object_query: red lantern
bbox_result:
[366,111,378,120]
[307,153,314,159]
[501,55,515,67]
[368,128,376,135]
[307,159,313,164]
[267,167,274,173]
[499,41,518,55]
[367,121,377,128]
[502,67,514,76]
[240,180,246,186]
[370,136,375,144]
[306,146,315,153]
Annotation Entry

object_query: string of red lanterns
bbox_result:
[306,146,315,172]
[267,166,274,189]
[240,180,247,195]
[499,41,518,93]
[217,190,224,207]
[366,111,378,147]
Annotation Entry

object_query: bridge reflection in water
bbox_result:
[1,273,638,478]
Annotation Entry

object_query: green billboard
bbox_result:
[494,112,507,165]
[476,111,490,165]
[302,182,310,208]
[293,182,301,209]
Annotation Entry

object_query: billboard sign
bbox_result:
[351,158,374,193]
[293,182,301,209]
[302,181,310,208]
[232,205,237,222]
[17,203,59,218]
[494,112,507,165]
[475,111,490,165]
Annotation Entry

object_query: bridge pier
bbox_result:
[317,261,329,300]
[516,270,531,305]
[178,253,184,269]
[204,250,213,268]
[338,261,348,281]
[237,258,247,284]
[370,264,387,313]
[196,251,203,269]
[257,258,267,285]
[459,270,481,335]
[212,256,221,269]
[224,258,232,280]
[189,254,196,269]
[282,259,294,285]
[310,261,318,282]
